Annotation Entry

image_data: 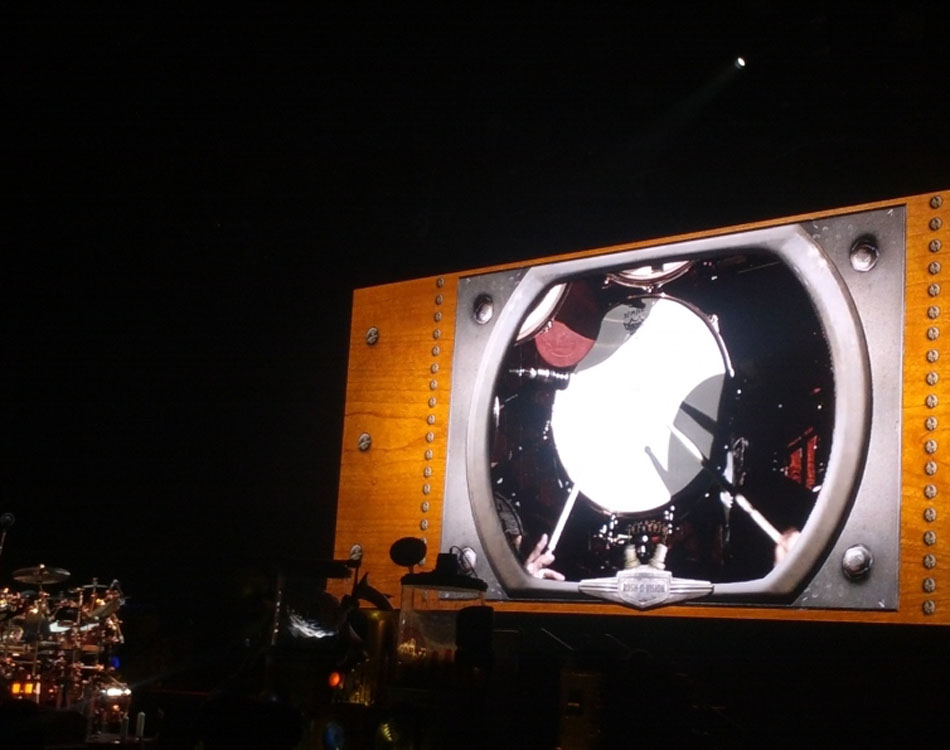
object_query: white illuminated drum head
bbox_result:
[551,296,729,516]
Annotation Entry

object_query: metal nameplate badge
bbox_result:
[578,568,713,610]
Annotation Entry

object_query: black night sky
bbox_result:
[4,2,950,742]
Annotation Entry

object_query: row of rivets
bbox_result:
[360,323,379,573]
[421,278,446,533]
[923,194,944,615]
[356,281,448,557]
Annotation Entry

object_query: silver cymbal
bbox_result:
[12,564,71,586]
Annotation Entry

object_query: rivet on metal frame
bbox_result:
[849,237,879,272]
[931,217,944,231]
[932,195,944,210]
[926,416,938,431]
[931,240,943,253]
[473,294,494,325]
[925,484,938,499]
[924,507,937,523]
[929,282,941,296]
[927,349,939,363]
[358,433,372,452]
[923,553,937,569]
[924,530,937,546]
[923,577,937,593]
[929,306,941,319]
[841,544,873,580]
[927,372,939,386]
[366,327,380,346]
[923,599,936,615]
[926,394,939,409]
[930,261,942,275]
[925,439,938,454]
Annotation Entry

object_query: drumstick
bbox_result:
[666,420,707,465]
[548,484,580,552]
[733,493,783,545]
[666,422,783,544]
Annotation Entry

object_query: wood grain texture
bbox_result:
[333,190,950,624]
[332,275,456,602]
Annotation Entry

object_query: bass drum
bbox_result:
[550,294,733,517]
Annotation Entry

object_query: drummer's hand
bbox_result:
[525,533,566,581]
[774,529,801,566]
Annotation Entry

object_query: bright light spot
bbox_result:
[288,612,334,639]
[328,671,343,689]
[735,56,747,69]
[101,686,132,697]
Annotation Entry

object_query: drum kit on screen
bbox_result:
[0,561,131,726]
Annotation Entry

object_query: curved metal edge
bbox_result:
[461,223,874,603]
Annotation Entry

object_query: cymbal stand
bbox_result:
[28,587,50,703]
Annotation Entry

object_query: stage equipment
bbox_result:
[1,570,130,735]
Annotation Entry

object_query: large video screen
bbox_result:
[442,211,903,610]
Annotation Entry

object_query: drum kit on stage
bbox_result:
[1,562,131,727]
